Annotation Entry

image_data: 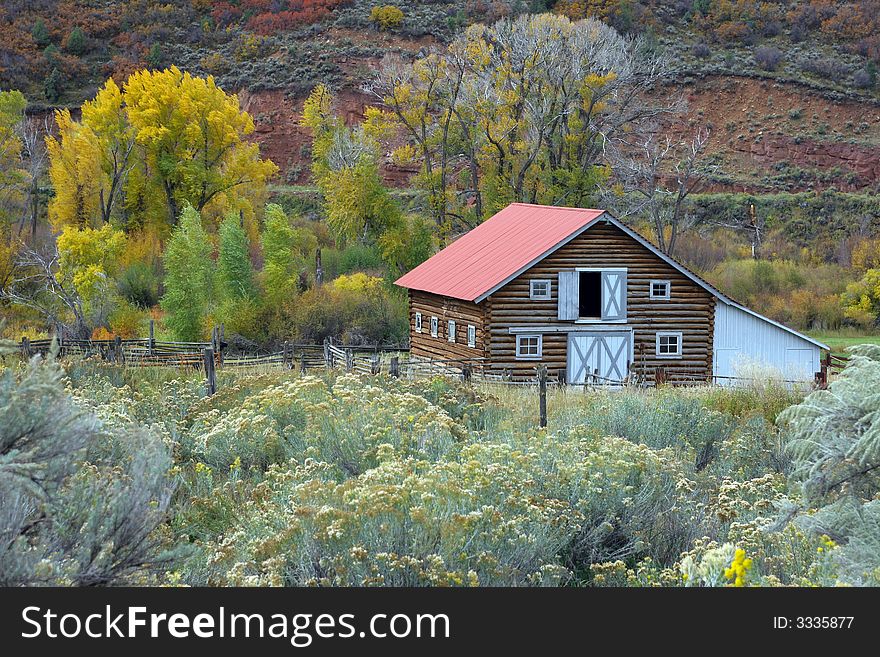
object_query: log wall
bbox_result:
[485,221,715,382]
[409,290,489,362]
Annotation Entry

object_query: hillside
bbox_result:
[2,0,879,193]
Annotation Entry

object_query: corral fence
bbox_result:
[16,330,824,390]
[15,325,831,430]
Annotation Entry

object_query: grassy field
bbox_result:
[806,329,880,357]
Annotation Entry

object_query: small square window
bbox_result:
[650,280,671,300]
[467,324,476,348]
[430,316,439,338]
[530,279,552,300]
[656,332,682,358]
[415,312,422,333]
[447,320,456,343]
[516,334,542,360]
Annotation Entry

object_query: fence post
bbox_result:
[218,324,225,367]
[300,352,308,374]
[390,356,400,378]
[323,338,329,367]
[655,366,666,387]
[21,336,30,358]
[282,341,289,369]
[203,347,216,395]
[345,349,353,372]
[538,365,548,429]
[114,335,122,364]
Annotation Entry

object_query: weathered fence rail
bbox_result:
[14,329,828,413]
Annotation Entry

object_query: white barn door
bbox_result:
[601,270,627,321]
[568,331,631,385]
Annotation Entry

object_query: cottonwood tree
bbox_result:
[160,205,214,341]
[46,68,278,233]
[218,212,255,300]
[604,127,714,256]
[367,14,678,229]
[14,114,50,239]
[0,90,32,245]
[260,204,315,303]
[1,223,127,339]
[301,85,401,245]
[1,245,91,339]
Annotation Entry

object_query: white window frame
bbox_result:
[530,279,552,300]
[447,320,456,343]
[415,312,422,333]
[467,324,476,348]
[515,334,542,360]
[649,280,671,300]
[430,316,439,338]
[656,331,683,359]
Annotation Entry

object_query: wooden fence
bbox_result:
[13,332,839,432]
[15,331,831,397]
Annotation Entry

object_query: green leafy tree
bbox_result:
[260,204,315,303]
[378,213,434,276]
[218,212,255,300]
[0,90,27,218]
[160,205,214,340]
[322,155,400,245]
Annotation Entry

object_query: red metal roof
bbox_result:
[394,203,605,302]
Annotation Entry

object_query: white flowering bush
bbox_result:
[34,346,879,588]
[180,375,464,474]
[195,428,685,586]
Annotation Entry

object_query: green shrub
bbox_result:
[118,261,160,308]
[31,19,51,48]
[65,27,86,55]
[370,5,405,31]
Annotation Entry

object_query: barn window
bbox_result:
[448,320,456,343]
[656,332,682,358]
[578,271,602,318]
[415,312,422,333]
[430,316,439,338]
[650,280,671,300]
[516,334,542,360]
[530,279,551,300]
[467,324,476,348]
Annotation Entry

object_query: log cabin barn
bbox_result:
[395,203,828,385]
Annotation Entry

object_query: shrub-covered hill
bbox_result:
[2,0,879,193]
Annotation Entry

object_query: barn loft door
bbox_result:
[601,270,627,321]
[557,271,579,320]
[558,269,627,321]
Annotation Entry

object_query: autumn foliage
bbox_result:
[211,0,352,34]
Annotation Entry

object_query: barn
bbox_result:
[395,203,827,385]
